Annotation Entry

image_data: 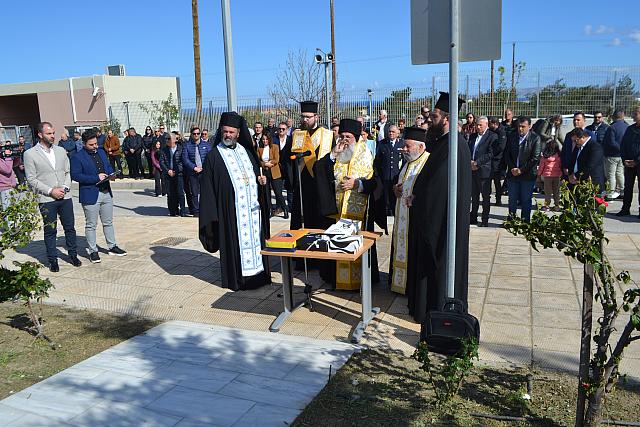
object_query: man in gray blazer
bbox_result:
[24,122,81,272]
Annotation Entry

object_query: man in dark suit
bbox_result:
[469,116,497,227]
[274,121,294,211]
[160,132,186,216]
[488,117,507,205]
[182,126,212,216]
[122,127,143,179]
[568,127,605,193]
[504,116,541,222]
[70,129,127,264]
[375,124,404,215]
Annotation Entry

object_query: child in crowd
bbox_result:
[537,139,563,211]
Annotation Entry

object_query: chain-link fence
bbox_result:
[106,65,640,137]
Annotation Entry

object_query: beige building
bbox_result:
[0,73,180,140]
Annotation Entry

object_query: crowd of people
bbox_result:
[2,95,639,329]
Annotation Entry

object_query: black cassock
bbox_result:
[289,126,335,231]
[198,145,271,291]
[314,151,387,284]
[406,133,471,323]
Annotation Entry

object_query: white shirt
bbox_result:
[279,137,287,151]
[38,142,56,169]
[261,147,270,162]
[377,121,387,142]
[472,132,485,160]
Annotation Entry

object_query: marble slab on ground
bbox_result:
[0,321,356,427]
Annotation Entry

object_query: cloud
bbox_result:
[595,25,614,35]
[629,30,640,43]
[610,37,622,46]
[584,25,592,36]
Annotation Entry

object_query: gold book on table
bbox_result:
[266,229,308,250]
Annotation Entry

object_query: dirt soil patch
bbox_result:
[293,349,640,426]
[0,301,159,400]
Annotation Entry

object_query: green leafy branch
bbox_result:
[413,337,479,406]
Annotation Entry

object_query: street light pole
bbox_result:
[221,0,237,112]
[315,49,333,127]
[324,61,331,127]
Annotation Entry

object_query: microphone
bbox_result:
[290,150,312,160]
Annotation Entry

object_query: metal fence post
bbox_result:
[612,70,618,112]
[536,72,541,119]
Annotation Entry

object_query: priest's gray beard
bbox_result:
[222,137,237,148]
[403,150,422,162]
[336,143,355,163]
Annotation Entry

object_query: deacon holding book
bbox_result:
[399,92,472,323]
[289,100,335,230]
[199,112,271,290]
[314,119,386,289]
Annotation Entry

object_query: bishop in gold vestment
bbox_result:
[314,119,386,290]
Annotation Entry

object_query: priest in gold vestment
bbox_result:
[314,119,386,290]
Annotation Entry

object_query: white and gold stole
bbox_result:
[217,144,264,277]
[333,141,374,290]
[390,150,430,294]
[291,127,333,177]
[333,141,374,221]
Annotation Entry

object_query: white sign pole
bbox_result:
[446,0,460,299]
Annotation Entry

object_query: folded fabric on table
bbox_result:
[296,233,363,254]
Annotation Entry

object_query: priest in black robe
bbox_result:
[314,119,387,286]
[404,92,472,323]
[199,112,271,291]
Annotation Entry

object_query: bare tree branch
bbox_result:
[269,49,325,118]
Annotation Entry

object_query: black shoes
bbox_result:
[615,210,630,217]
[69,256,82,267]
[89,252,101,263]
[109,246,128,256]
[49,260,59,272]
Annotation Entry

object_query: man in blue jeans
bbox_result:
[70,129,127,263]
[23,122,82,272]
[503,116,541,222]
[182,126,212,216]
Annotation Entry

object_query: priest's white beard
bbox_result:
[336,143,355,163]
[222,137,237,148]
[403,150,422,162]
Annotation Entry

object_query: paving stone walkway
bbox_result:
[1,188,639,425]
[0,321,355,426]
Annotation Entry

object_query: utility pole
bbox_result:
[330,0,337,114]
[191,0,203,114]
[510,42,516,106]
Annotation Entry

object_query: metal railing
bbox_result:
[103,65,640,136]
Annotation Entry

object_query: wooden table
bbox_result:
[261,230,381,343]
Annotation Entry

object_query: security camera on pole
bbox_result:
[315,49,333,128]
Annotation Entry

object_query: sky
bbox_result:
[3,0,639,99]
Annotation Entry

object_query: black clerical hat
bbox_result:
[434,91,466,114]
[300,101,318,114]
[338,118,362,138]
[403,126,428,143]
[219,111,243,128]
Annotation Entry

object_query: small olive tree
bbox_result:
[0,185,54,342]
[506,180,639,427]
